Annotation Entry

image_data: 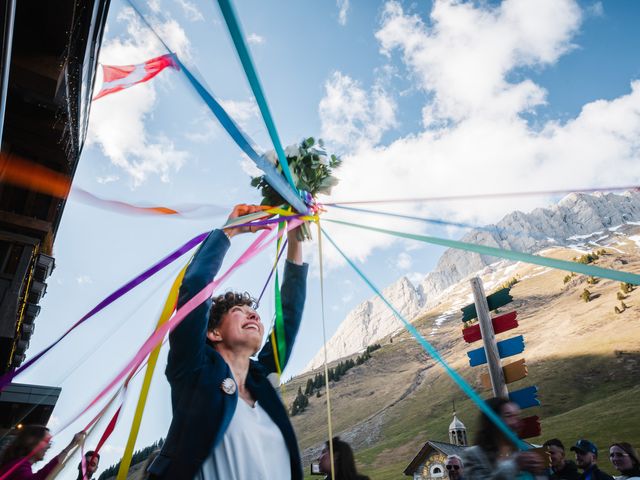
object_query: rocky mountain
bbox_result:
[419,191,640,305]
[306,191,640,370]
[306,276,423,370]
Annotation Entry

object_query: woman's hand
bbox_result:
[59,431,86,459]
[286,223,303,265]
[223,204,271,239]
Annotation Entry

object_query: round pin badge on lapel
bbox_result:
[221,378,237,395]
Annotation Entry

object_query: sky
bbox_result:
[15,0,640,477]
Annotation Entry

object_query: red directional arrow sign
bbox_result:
[520,415,542,439]
[462,311,518,343]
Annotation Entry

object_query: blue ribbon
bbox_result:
[216,0,298,195]
[321,227,529,451]
[125,0,308,214]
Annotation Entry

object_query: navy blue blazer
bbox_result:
[148,229,308,480]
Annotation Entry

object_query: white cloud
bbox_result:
[318,0,640,268]
[247,33,265,45]
[407,271,424,286]
[96,174,120,184]
[76,275,93,285]
[396,252,412,270]
[319,72,397,149]
[376,0,581,124]
[219,99,260,126]
[175,0,204,22]
[46,415,61,429]
[148,0,161,13]
[87,8,191,186]
[337,0,350,26]
[586,2,604,18]
[240,154,263,178]
[101,444,125,456]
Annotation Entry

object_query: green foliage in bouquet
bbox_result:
[250,137,341,240]
[250,137,341,205]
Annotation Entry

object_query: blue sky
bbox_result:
[18,0,640,476]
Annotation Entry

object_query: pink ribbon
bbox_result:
[54,221,300,439]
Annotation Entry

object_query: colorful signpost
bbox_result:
[461,277,541,439]
[480,359,528,388]
[467,335,525,366]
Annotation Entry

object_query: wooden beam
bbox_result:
[0,211,51,234]
[471,277,509,399]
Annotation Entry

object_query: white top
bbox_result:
[194,398,291,480]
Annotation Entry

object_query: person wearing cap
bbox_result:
[609,443,640,480]
[544,439,580,480]
[146,205,308,480]
[571,439,614,480]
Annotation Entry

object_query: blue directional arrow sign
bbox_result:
[467,335,525,367]
[509,385,540,409]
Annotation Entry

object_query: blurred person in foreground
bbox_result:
[462,397,546,480]
[318,437,370,480]
[0,425,85,479]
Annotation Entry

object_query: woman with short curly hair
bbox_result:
[147,204,308,480]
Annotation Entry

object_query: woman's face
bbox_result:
[500,402,522,433]
[31,435,51,462]
[319,447,332,474]
[610,445,634,472]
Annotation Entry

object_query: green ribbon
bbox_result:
[273,223,287,369]
[324,219,640,285]
[216,0,298,195]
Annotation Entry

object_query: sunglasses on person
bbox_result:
[610,452,630,459]
[446,465,460,470]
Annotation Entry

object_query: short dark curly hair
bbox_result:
[208,291,257,332]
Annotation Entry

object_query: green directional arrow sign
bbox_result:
[461,287,513,322]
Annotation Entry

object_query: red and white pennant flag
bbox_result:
[93,53,179,101]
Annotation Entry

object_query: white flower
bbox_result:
[264,149,278,165]
[311,148,330,165]
[285,144,300,158]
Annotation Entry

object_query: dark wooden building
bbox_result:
[0,0,111,429]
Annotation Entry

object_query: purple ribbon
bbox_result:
[0,232,209,392]
[226,214,305,230]
[256,239,288,305]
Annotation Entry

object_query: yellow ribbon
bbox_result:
[115,264,189,480]
[316,220,335,480]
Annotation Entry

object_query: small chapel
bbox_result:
[403,412,470,480]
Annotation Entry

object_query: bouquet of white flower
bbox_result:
[250,137,341,240]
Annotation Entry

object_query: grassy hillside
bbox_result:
[108,235,640,480]
[287,241,640,479]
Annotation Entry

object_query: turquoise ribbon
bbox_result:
[330,204,553,242]
[324,219,640,285]
[321,228,529,450]
[216,0,298,194]
[125,0,308,214]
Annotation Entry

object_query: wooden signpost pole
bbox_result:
[470,276,509,399]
